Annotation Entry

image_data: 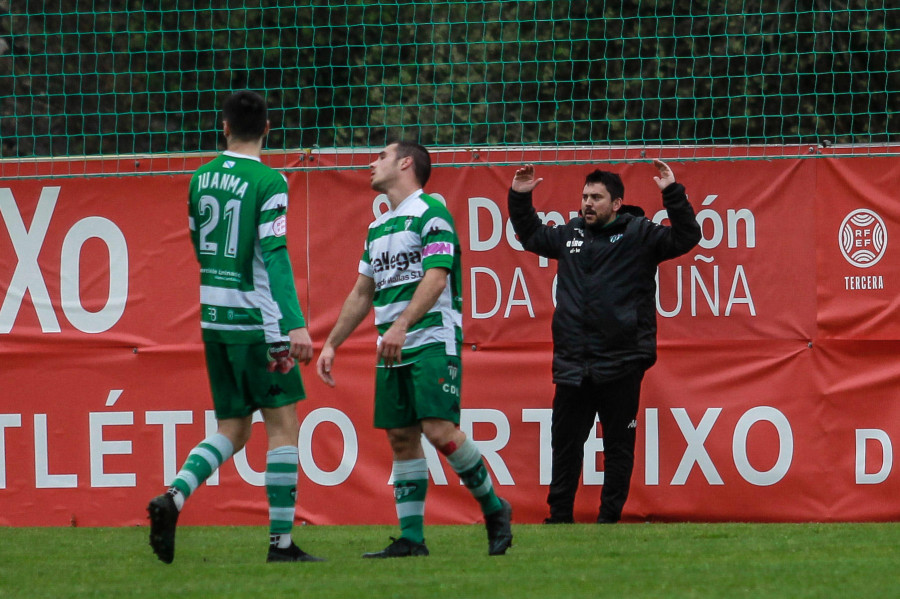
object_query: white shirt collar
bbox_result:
[223,150,261,162]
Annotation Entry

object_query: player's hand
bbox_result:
[377,324,406,367]
[316,345,337,387]
[266,341,295,374]
[511,164,544,194]
[288,327,314,365]
[652,159,676,190]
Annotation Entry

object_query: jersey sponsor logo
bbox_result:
[371,249,422,273]
[423,241,453,258]
[374,269,423,291]
[272,214,287,237]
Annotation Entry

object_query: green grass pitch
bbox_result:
[0,522,897,598]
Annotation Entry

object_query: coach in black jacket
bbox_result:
[508,160,701,523]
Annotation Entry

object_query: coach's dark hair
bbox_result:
[393,140,431,187]
[222,90,268,141]
[584,169,625,201]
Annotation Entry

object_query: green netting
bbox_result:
[0,1,897,168]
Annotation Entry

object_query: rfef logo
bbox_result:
[839,209,887,268]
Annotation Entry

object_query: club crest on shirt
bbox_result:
[272,215,287,236]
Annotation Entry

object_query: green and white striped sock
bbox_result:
[169,433,234,510]
[446,438,502,515]
[266,445,299,548]
[392,458,428,544]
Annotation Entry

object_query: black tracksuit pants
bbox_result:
[547,370,644,523]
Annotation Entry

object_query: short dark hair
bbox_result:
[393,140,432,187]
[584,169,625,201]
[222,90,268,141]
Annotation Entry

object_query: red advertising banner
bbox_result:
[1,154,898,527]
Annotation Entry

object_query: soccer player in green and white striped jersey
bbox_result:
[147,90,322,564]
[316,141,513,558]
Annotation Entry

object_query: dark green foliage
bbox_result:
[0,2,896,157]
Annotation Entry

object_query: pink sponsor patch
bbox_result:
[422,241,453,257]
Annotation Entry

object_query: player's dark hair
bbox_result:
[393,140,432,187]
[222,90,268,141]
[584,169,625,201]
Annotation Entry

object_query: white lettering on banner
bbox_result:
[646,406,794,486]
[732,407,793,486]
[0,187,129,334]
[60,217,129,333]
[89,410,135,488]
[35,414,78,488]
[656,194,757,318]
[470,267,502,318]
[469,266,535,319]
[657,265,756,317]
[520,408,606,485]
[856,429,893,484]
[4,402,895,491]
[469,197,503,251]
[464,194,757,321]
[844,276,885,290]
[0,187,62,332]
[670,407,725,485]
[583,415,605,485]
[299,408,358,486]
[644,408,660,485]
[660,196,756,252]
[468,195,571,267]
[522,409,552,484]
[145,410,194,485]
[0,414,22,489]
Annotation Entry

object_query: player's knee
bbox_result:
[421,421,463,455]
[386,427,422,457]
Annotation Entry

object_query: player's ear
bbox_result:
[222,120,231,137]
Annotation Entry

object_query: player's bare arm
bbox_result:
[377,267,449,367]
[316,274,375,387]
[511,164,544,194]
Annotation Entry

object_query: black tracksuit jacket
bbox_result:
[508,182,702,386]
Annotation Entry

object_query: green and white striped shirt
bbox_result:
[188,151,304,344]
[360,189,463,365]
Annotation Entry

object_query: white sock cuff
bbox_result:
[267,445,299,464]
[446,437,481,472]
[205,433,235,463]
[392,458,428,481]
